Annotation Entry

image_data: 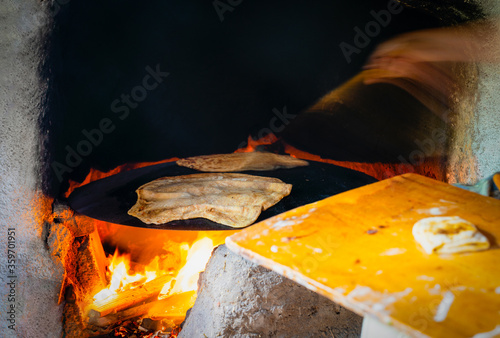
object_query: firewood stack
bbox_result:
[85,270,196,336]
[86,289,195,337]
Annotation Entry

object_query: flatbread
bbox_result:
[176,152,308,172]
[128,173,292,228]
[412,216,490,254]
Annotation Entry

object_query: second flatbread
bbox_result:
[176,152,308,172]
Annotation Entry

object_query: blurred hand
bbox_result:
[362,19,499,109]
[366,19,499,65]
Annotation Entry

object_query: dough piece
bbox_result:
[412,216,490,254]
[128,173,292,228]
[176,152,308,172]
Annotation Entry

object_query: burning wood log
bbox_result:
[88,274,174,320]
[149,291,196,321]
[89,291,195,328]
[90,299,159,327]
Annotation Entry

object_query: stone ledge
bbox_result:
[181,245,362,338]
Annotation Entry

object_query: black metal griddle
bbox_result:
[67,160,377,230]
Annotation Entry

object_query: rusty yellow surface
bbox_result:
[226,173,500,338]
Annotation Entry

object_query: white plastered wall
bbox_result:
[0,0,64,336]
[474,0,500,180]
[448,0,500,183]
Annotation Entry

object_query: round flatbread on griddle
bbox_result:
[128,173,292,228]
[176,152,308,172]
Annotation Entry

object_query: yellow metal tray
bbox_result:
[226,174,500,338]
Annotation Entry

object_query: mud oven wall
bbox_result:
[1,0,500,337]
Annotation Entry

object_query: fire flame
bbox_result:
[90,233,225,322]
[93,251,163,302]
[160,237,214,298]
[234,134,278,153]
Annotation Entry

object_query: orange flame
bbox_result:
[90,231,235,322]
[159,237,214,298]
[234,134,278,153]
[93,250,164,302]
